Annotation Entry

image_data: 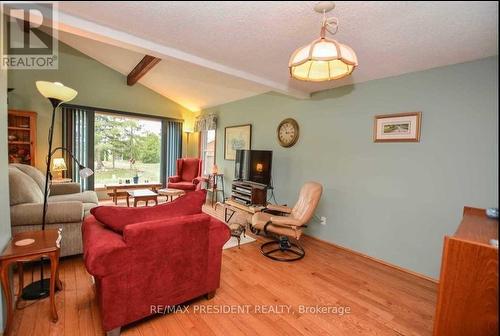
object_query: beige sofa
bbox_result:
[9,164,98,257]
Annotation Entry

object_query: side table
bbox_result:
[207,173,225,206]
[0,229,63,336]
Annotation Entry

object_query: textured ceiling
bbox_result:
[53,1,498,110]
[58,31,268,111]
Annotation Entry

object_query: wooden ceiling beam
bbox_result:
[127,55,161,86]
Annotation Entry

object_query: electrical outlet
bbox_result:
[320,216,327,225]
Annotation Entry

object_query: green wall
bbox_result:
[7,38,195,172]
[205,57,498,279]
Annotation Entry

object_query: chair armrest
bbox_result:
[269,215,302,227]
[168,175,181,183]
[82,216,131,278]
[209,217,231,247]
[50,182,81,196]
[266,204,292,214]
[10,201,83,226]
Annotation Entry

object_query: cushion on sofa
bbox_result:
[168,181,197,191]
[8,166,44,205]
[11,163,46,193]
[90,189,207,233]
[49,190,99,204]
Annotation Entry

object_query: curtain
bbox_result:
[165,120,182,177]
[194,113,217,132]
[62,106,94,190]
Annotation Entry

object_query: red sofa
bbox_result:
[168,158,203,191]
[82,192,230,334]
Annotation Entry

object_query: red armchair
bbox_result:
[82,194,230,335]
[168,158,203,192]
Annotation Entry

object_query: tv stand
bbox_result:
[230,180,267,206]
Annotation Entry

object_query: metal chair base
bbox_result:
[260,237,305,262]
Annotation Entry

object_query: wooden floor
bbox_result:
[10,202,437,336]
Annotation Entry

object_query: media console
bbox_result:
[230,180,267,206]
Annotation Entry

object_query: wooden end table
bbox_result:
[158,188,186,202]
[0,229,63,336]
[207,174,225,207]
[128,189,158,207]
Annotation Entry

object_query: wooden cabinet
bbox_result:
[231,180,267,206]
[7,110,37,166]
[433,207,498,336]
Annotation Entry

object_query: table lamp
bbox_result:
[211,164,219,174]
[52,157,67,180]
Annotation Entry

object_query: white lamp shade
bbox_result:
[289,37,357,81]
[79,167,94,179]
[52,158,67,172]
[36,81,78,102]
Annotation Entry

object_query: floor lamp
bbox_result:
[22,81,91,300]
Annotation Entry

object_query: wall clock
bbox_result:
[277,118,299,147]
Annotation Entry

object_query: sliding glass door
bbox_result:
[62,105,182,190]
[62,106,94,190]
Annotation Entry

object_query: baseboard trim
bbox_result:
[304,234,439,285]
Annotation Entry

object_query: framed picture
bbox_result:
[373,112,422,142]
[224,124,252,160]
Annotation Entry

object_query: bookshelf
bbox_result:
[7,110,37,166]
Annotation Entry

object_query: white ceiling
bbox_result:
[58,31,268,112]
[52,1,498,111]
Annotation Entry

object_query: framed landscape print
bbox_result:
[224,124,252,160]
[373,112,422,142]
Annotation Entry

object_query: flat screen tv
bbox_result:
[234,150,272,186]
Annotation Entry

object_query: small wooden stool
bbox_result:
[228,223,246,248]
[158,188,186,202]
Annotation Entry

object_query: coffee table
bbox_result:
[105,182,162,205]
[158,188,186,202]
[128,189,158,207]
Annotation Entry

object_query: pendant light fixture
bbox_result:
[289,1,358,82]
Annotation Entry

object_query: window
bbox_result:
[62,105,183,190]
[94,112,162,187]
[200,129,216,175]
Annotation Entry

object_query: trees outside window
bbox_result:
[94,112,162,187]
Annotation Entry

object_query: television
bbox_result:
[234,150,272,186]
